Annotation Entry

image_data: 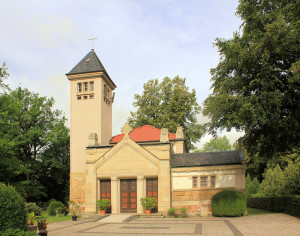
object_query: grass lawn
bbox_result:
[247,207,277,216]
[36,211,72,223]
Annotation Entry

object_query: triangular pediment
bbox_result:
[95,137,159,176]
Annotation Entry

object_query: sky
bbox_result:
[0,0,244,149]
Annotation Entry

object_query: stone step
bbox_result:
[139,213,165,218]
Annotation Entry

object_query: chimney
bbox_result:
[88,133,98,147]
[175,126,184,139]
[160,128,169,142]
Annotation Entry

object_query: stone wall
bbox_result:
[70,173,86,210]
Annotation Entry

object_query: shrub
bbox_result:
[47,200,65,216]
[55,207,65,216]
[179,207,188,218]
[25,202,42,216]
[97,199,111,210]
[212,190,246,217]
[0,183,27,231]
[140,197,157,210]
[0,228,36,236]
[247,195,300,218]
[167,208,177,217]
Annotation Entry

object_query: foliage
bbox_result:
[258,156,300,196]
[55,207,66,217]
[0,86,70,202]
[179,207,188,218]
[247,196,300,218]
[212,190,246,217]
[0,228,36,236]
[25,202,42,216]
[0,183,27,231]
[283,158,300,195]
[140,197,157,210]
[96,199,110,210]
[167,208,177,217]
[0,62,9,90]
[37,217,47,234]
[128,76,204,150]
[202,0,300,159]
[47,200,65,216]
[245,174,260,199]
[68,201,81,217]
[195,135,232,152]
[259,165,286,196]
[27,212,36,225]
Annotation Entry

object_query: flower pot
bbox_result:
[145,209,151,214]
[26,224,37,232]
[100,210,106,215]
[72,216,77,221]
[38,233,47,236]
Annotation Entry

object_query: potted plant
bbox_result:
[68,200,81,221]
[96,199,110,215]
[37,217,47,236]
[140,197,157,214]
[26,212,38,231]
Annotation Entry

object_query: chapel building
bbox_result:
[66,49,246,216]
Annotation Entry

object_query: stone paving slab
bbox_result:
[98,214,135,223]
[47,213,300,236]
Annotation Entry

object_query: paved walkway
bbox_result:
[47,213,300,236]
[98,214,135,223]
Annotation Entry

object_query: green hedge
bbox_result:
[0,183,27,231]
[247,196,300,218]
[47,200,65,216]
[212,190,246,217]
[0,228,36,236]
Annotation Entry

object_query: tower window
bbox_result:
[104,84,108,97]
[84,82,88,92]
[77,96,81,100]
[90,95,94,99]
[83,96,88,100]
[90,81,94,91]
[77,83,82,93]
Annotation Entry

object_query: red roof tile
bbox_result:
[110,125,176,143]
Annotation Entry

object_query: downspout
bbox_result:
[170,166,172,208]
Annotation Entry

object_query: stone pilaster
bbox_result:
[111,176,118,214]
[137,175,145,213]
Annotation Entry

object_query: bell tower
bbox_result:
[66,49,116,204]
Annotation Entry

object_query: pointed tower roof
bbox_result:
[66,49,116,88]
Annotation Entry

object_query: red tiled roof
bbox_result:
[110,125,176,143]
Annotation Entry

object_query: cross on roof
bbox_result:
[89,37,98,49]
[121,123,132,138]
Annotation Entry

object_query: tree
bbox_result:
[0,62,9,89]
[0,87,69,202]
[128,76,204,150]
[259,165,285,196]
[245,173,260,198]
[202,0,300,159]
[196,135,232,152]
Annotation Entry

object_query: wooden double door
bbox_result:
[120,179,137,213]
